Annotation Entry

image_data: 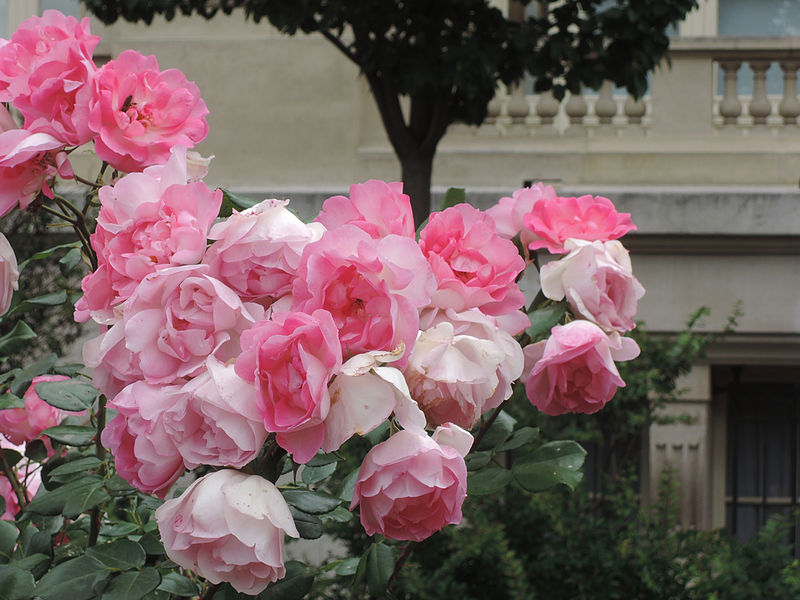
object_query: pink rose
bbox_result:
[522,320,640,416]
[0,475,19,519]
[351,428,468,542]
[235,310,341,464]
[156,469,299,595]
[405,308,523,429]
[0,10,98,145]
[292,225,435,358]
[0,232,19,315]
[166,357,268,469]
[523,193,636,254]
[203,199,322,303]
[0,375,69,445]
[82,322,143,401]
[76,148,222,324]
[540,239,645,333]
[101,380,186,498]
[419,203,525,317]
[486,183,557,249]
[88,49,209,173]
[315,180,415,239]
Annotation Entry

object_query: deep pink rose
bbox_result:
[522,320,640,416]
[486,183,557,249]
[88,49,209,173]
[315,180,415,238]
[405,308,524,429]
[0,375,69,445]
[419,203,525,317]
[351,429,468,542]
[101,381,185,498]
[523,193,636,254]
[235,310,341,464]
[165,357,268,469]
[203,199,322,303]
[0,232,19,315]
[292,225,435,358]
[540,239,645,333]
[0,10,98,145]
[76,148,222,324]
[156,470,299,595]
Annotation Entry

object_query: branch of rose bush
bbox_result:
[52,194,97,270]
[87,394,108,547]
[470,401,508,452]
[0,451,27,508]
[387,540,418,593]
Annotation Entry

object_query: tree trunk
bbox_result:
[399,152,435,229]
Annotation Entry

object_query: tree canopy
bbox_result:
[84,0,698,225]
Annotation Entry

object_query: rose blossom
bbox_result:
[405,308,523,429]
[0,232,19,315]
[352,428,469,542]
[315,180,415,239]
[88,49,209,173]
[419,203,525,317]
[203,199,323,303]
[0,475,19,519]
[101,380,186,497]
[523,193,636,254]
[540,239,645,333]
[0,10,98,145]
[486,182,557,249]
[0,375,69,445]
[76,148,222,324]
[235,310,341,464]
[522,320,640,416]
[156,469,299,595]
[292,224,435,358]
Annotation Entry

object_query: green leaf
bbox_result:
[24,439,48,462]
[87,539,146,570]
[0,322,37,356]
[105,474,136,495]
[8,354,57,396]
[58,247,83,274]
[219,188,259,218]
[526,303,567,341]
[0,521,17,563]
[135,532,164,555]
[101,567,161,600]
[0,450,22,469]
[281,489,341,515]
[364,420,390,445]
[17,242,81,271]
[35,554,109,600]
[42,425,95,446]
[338,468,359,503]
[320,505,353,523]
[0,564,35,600]
[512,440,588,492]
[11,553,50,580]
[440,187,466,210]
[465,450,492,471]
[334,557,360,576]
[476,410,516,451]
[17,525,51,558]
[99,522,139,538]
[258,561,314,600]
[468,466,513,496]
[305,452,340,467]
[365,543,394,597]
[156,572,199,597]
[495,427,540,452]
[288,507,323,540]
[10,291,68,315]
[47,457,103,483]
[301,461,337,485]
[0,395,24,410]
[35,380,97,411]
[25,475,109,518]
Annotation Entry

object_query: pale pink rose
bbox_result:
[315,180,415,238]
[76,148,221,324]
[203,199,322,304]
[156,469,299,595]
[292,225,435,358]
[0,475,19,519]
[117,265,263,385]
[82,322,143,400]
[523,193,636,254]
[88,49,209,173]
[540,239,645,333]
[419,203,525,317]
[0,232,19,315]
[165,357,268,469]
[405,308,523,429]
[101,381,184,498]
[235,310,341,464]
[0,375,69,445]
[0,124,73,216]
[522,320,640,416]
[0,11,98,145]
[351,429,468,542]
[486,183,557,249]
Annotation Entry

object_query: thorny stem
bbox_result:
[38,204,75,224]
[52,194,97,270]
[0,452,27,509]
[387,541,417,592]
[470,401,509,452]
[201,582,221,600]
[88,394,107,547]
[72,173,103,189]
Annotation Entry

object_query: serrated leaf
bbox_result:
[0,521,17,563]
[47,457,103,483]
[512,440,587,492]
[338,468,359,503]
[99,522,139,538]
[281,489,341,515]
[58,247,83,274]
[35,380,97,411]
[320,505,353,523]
[11,553,50,580]
[156,572,199,597]
[258,561,313,600]
[465,450,492,471]
[101,567,161,600]
[365,543,394,597]
[476,410,517,451]
[25,475,109,517]
[87,540,146,570]
[0,322,36,356]
[526,303,567,341]
[8,354,57,396]
[42,425,95,446]
[136,532,164,556]
[17,242,81,271]
[0,564,35,600]
[301,461,337,485]
[35,554,109,600]
[495,427,540,453]
[468,466,513,496]
[288,507,323,540]
[10,291,68,315]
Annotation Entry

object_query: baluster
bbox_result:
[486,90,503,124]
[779,61,800,125]
[594,81,617,125]
[535,89,559,128]
[565,86,588,132]
[507,82,530,124]
[748,60,771,125]
[624,95,646,125]
[718,61,742,125]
